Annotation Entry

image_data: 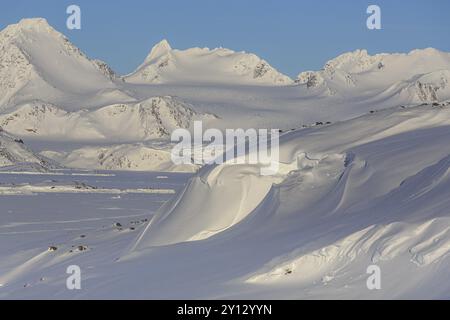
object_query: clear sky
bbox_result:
[1,0,450,77]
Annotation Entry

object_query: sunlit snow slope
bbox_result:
[130,103,450,299]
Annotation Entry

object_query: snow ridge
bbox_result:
[0,18,118,109]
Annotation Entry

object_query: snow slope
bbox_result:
[125,39,293,85]
[134,102,450,247]
[127,103,450,299]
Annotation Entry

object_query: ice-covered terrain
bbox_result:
[1,18,450,299]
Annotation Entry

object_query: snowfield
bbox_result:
[1,18,450,299]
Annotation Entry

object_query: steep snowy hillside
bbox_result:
[0,97,215,142]
[126,103,450,298]
[0,18,121,110]
[125,39,293,85]
[135,102,450,247]
[0,129,56,171]
[296,49,450,103]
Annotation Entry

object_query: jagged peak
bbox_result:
[331,49,370,60]
[323,49,379,72]
[145,39,172,62]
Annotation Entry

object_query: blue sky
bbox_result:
[1,0,450,77]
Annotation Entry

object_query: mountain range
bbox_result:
[1,18,450,171]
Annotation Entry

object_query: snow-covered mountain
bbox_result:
[0,129,56,171]
[0,96,216,142]
[125,39,293,85]
[296,48,450,103]
[0,18,120,110]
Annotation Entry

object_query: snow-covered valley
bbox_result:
[1,18,450,299]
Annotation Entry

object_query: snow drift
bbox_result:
[130,103,450,298]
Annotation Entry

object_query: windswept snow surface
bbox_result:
[128,104,450,299]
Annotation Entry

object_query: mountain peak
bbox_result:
[324,49,375,70]
[128,40,293,85]
[145,39,172,62]
[0,18,119,108]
